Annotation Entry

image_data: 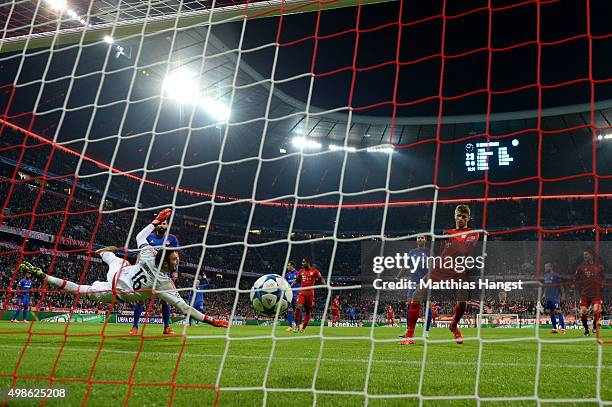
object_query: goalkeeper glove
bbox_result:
[152,208,172,226]
[19,261,33,273]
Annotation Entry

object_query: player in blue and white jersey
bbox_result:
[131,217,180,335]
[187,278,208,326]
[11,271,33,323]
[542,262,565,334]
[285,261,300,331]
[406,235,434,334]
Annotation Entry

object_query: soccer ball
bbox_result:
[250,274,293,317]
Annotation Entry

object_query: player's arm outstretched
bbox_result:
[290,273,301,288]
[14,213,170,303]
[317,271,327,287]
[136,209,228,328]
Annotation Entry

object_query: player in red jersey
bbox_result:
[331,295,341,326]
[573,248,606,336]
[401,204,479,345]
[386,305,395,327]
[291,258,326,333]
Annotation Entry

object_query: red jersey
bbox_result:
[575,263,605,299]
[430,228,479,278]
[386,307,394,318]
[440,228,479,258]
[297,268,322,296]
[331,297,340,310]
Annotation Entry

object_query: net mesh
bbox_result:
[0,0,611,405]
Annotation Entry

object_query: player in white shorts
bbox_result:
[19,209,228,329]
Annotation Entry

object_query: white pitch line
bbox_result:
[0,344,608,370]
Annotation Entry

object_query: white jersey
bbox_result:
[55,221,204,322]
[111,263,174,303]
[101,224,177,303]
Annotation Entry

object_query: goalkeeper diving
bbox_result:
[18,209,228,329]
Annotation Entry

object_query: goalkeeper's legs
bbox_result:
[155,289,228,328]
[21,260,118,303]
[46,275,116,302]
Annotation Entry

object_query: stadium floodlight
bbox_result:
[46,0,67,11]
[162,69,230,120]
[162,68,200,104]
[279,148,287,154]
[200,96,230,121]
[292,137,321,150]
[103,36,114,44]
[366,145,394,153]
[329,144,357,153]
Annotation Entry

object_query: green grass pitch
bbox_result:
[0,322,610,406]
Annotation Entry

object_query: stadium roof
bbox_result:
[1,0,610,205]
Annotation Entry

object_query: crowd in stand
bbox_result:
[1,248,609,321]
[0,126,610,322]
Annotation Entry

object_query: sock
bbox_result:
[425,308,433,332]
[287,310,294,327]
[550,313,557,330]
[46,275,80,292]
[295,308,302,326]
[451,303,466,328]
[594,311,600,331]
[21,308,28,321]
[162,303,171,328]
[303,314,311,329]
[12,309,19,320]
[405,302,422,338]
[581,314,589,331]
[133,303,144,328]
[558,313,565,329]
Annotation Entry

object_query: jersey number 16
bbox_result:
[131,269,148,291]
